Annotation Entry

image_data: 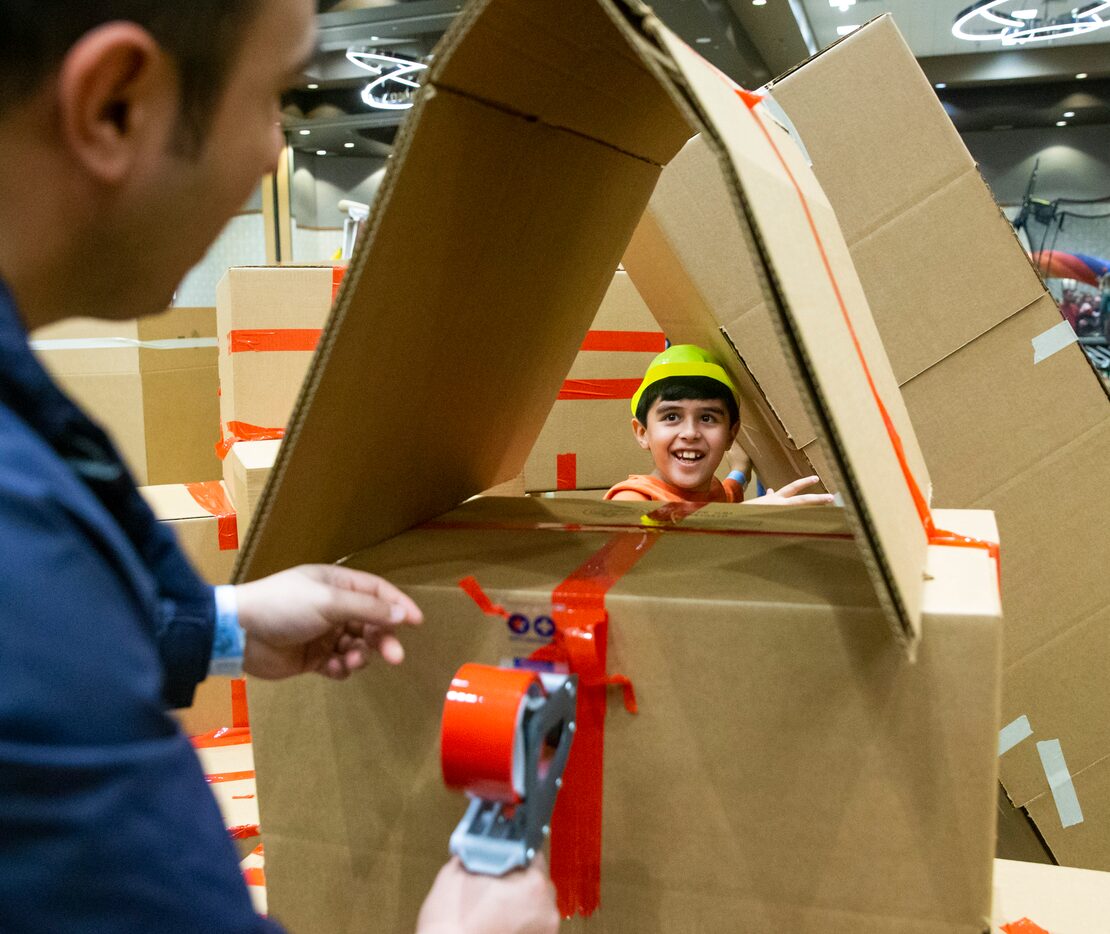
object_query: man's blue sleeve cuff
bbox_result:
[208,585,244,677]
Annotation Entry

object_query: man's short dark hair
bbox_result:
[636,376,740,427]
[0,1,264,149]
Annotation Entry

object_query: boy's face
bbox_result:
[633,397,738,493]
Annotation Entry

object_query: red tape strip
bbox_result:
[579,330,666,353]
[184,481,239,551]
[227,328,322,353]
[1001,920,1051,934]
[556,453,577,490]
[458,576,507,617]
[557,378,642,401]
[215,421,284,460]
[231,678,250,728]
[243,866,266,887]
[190,726,251,749]
[228,824,261,840]
[735,88,1000,587]
[205,769,256,784]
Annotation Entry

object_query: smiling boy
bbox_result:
[606,344,833,506]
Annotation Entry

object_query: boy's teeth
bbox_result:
[675,451,702,460]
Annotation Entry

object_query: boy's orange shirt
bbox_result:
[604,474,744,503]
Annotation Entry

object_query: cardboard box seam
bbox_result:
[970,415,1110,514]
[1002,599,1110,677]
[431,82,670,168]
[845,163,981,266]
[1015,748,1110,814]
[896,292,1048,388]
[768,12,892,86]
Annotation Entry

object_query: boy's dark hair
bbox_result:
[635,376,740,427]
[0,0,264,151]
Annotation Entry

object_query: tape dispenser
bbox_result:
[440,663,577,876]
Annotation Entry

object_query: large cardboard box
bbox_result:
[215,266,332,452]
[233,1,1002,930]
[31,307,221,485]
[225,439,282,540]
[522,270,658,492]
[253,500,1001,933]
[769,15,1110,868]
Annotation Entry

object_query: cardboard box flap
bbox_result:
[241,0,930,648]
[237,0,693,584]
[429,0,690,166]
[636,20,928,644]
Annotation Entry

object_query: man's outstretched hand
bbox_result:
[234,564,423,681]
[746,475,836,507]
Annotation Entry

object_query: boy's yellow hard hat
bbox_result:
[630,344,740,417]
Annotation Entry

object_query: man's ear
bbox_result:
[56,22,177,184]
[632,417,649,450]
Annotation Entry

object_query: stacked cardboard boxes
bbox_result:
[522,269,658,492]
[235,2,1004,930]
[30,306,222,485]
[770,14,1110,869]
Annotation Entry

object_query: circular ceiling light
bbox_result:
[346,47,428,111]
[953,0,1110,45]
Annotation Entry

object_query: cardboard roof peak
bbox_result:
[237,0,932,650]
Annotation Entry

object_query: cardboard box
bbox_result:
[141,481,240,585]
[225,439,282,540]
[992,858,1110,933]
[215,266,332,450]
[251,499,1001,934]
[770,14,1110,868]
[31,307,222,485]
[234,2,1002,929]
[522,270,658,491]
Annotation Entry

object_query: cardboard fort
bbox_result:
[765,15,1110,869]
[237,1,1002,930]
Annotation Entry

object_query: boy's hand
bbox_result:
[234,565,423,681]
[747,475,835,507]
[416,855,559,934]
[726,440,752,476]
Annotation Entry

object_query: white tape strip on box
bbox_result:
[1031,320,1078,365]
[1037,738,1084,828]
[30,337,218,351]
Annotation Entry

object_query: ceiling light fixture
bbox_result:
[306,83,319,90]
[830,0,856,11]
[953,0,1110,45]
[935,81,948,88]
[346,47,428,111]
[344,142,356,148]
[1064,110,1076,117]
[298,129,311,135]
[316,149,327,155]
[1077,72,1089,78]
[752,0,766,6]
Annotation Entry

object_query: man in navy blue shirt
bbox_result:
[0,1,557,931]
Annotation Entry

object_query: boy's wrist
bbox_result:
[727,469,748,487]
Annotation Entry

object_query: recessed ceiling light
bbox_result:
[298,129,310,136]
[935,82,947,89]
[1056,120,1067,126]
[752,0,766,6]
[344,142,356,148]
[306,83,319,90]
[1011,8,1037,18]
[829,0,855,10]
[836,24,860,35]
[695,37,712,44]
[1076,73,1088,79]
[1064,111,1076,117]
[316,149,327,155]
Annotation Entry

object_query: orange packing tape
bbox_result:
[556,453,577,491]
[184,481,239,551]
[732,86,1001,586]
[231,678,250,728]
[204,769,256,784]
[1001,921,1051,934]
[557,378,642,401]
[190,726,251,750]
[579,330,667,353]
[331,264,347,302]
[227,329,322,353]
[215,421,284,460]
[441,664,542,805]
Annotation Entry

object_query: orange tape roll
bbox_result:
[441,664,542,805]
